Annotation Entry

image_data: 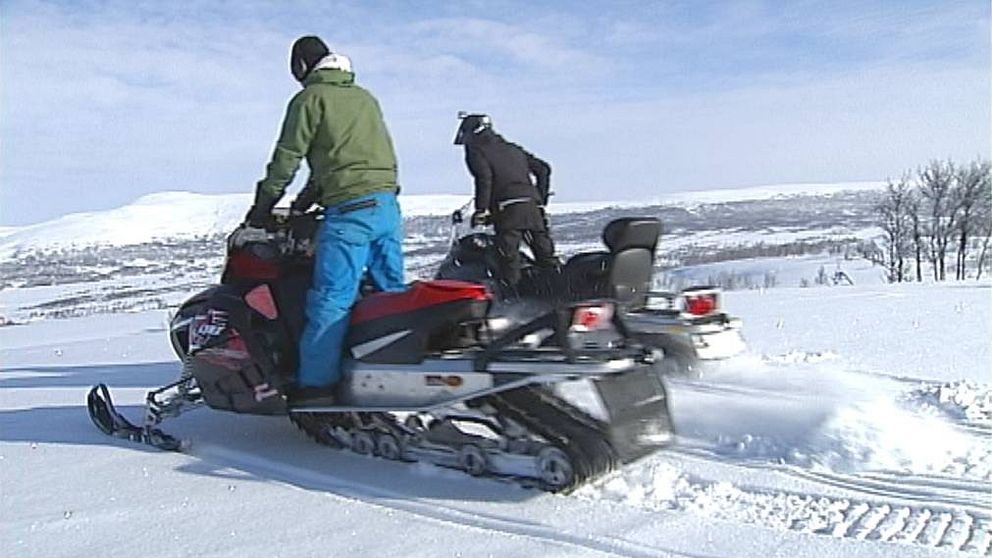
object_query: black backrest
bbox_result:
[603,218,661,308]
[602,218,660,254]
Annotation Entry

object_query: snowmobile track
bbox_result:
[288,385,625,492]
[485,385,622,490]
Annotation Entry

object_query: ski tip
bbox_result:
[86,383,106,400]
[86,384,116,435]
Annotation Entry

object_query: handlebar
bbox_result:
[448,198,477,246]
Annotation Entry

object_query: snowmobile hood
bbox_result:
[303,68,355,87]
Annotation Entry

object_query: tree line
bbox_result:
[875,158,991,282]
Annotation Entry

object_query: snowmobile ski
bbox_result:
[87,383,183,451]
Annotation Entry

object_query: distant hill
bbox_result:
[0,182,883,257]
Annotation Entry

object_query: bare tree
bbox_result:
[875,178,912,282]
[974,173,992,280]
[905,189,925,282]
[918,160,957,281]
[857,239,884,266]
[952,160,991,279]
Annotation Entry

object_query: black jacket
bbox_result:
[464,131,551,215]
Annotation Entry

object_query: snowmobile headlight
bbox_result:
[569,303,615,333]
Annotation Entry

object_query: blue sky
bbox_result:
[1,0,988,225]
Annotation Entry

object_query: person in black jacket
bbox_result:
[454,113,557,286]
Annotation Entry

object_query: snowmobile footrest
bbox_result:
[593,367,674,463]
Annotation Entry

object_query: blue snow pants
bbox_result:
[297,191,405,387]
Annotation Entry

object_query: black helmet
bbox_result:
[453,111,492,145]
[290,35,330,83]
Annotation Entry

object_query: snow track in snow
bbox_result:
[667,446,991,513]
[577,459,992,554]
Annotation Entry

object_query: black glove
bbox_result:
[289,199,309,216]
[246,190,278,229]
[539,206,549,228]
[470,209,491,228]
[291,179,319,215]
[245,206,272,229]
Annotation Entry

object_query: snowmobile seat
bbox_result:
[603,218,660,307]
[563,217,660,308]
[603,217,660,254]
[346,280,491,364]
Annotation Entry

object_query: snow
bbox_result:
[2,252,990,556]
[0,192,253,256]
[908,381,992,427]
[722,281,990,382]
[662,253,888,290]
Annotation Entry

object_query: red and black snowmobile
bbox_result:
[87,210,675,491]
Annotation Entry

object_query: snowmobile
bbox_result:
[436,204,745,371]
[87,209,675,492]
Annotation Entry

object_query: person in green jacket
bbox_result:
[246,35,405,403]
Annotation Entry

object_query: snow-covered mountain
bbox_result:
[0,182,885,257]
[0,192,468,257]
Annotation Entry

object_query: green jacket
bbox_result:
[255,68,399,209]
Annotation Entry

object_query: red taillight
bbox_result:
[684,293,717,316]
[245,284,278,320]
[570,304,614,332]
